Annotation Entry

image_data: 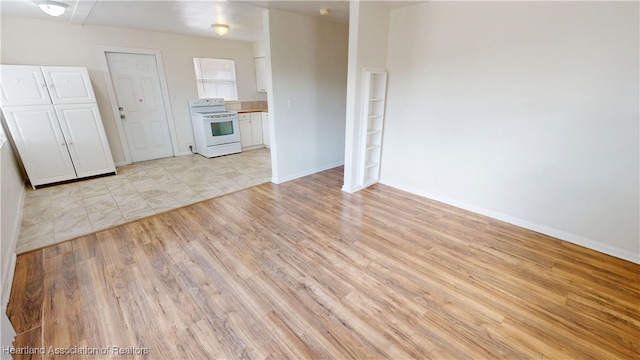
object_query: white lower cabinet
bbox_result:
[261,112,270,148]
[3,105,77,185]
[239,115,253,148]
[55,104,116,178]
[250,112,263,145]
[2,104,116,187]
[238,113,264,149]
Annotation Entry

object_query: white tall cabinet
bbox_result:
[0,65,115,188]
[360,69,387,187]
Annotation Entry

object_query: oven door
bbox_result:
[204,114,240,146]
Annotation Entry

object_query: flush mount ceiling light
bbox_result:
[35,1,68,17]
[212,24,229,36]
[319,8,329,16]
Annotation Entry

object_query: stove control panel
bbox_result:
[188,98,225,107]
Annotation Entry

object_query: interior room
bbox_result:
[1,1,638,358]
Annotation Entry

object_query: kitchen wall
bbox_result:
[0,16,267,164]
[265,9,348,183]
[381,2,639,262]
[342,2,391,193]
[253,41,266,58]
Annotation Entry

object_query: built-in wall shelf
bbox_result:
[364,160,379,169]
[359,68,387,188]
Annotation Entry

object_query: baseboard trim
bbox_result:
[341,184,366,193]
[116,151,194,167]
[114,160,131,167]
[175,151,195,157]
[1,254,16,310]
[272,161,344,184]
[380,179,640,265]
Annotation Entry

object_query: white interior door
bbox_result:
[106,52,174,162]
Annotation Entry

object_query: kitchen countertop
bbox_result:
[236,109,268,113]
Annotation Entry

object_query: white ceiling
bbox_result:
[0,0,356,42]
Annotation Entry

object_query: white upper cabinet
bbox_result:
[0,65,96,106]
[42,67,96,104]
[0,65,51,106]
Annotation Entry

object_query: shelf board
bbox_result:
[364,160,379,169]
[366,144,381,151]
[369,98,384,102]
[367,128,382,135]
[368,114,383,118]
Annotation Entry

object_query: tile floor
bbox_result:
[16,148,271,254]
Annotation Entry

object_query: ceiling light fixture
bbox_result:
[36,1,68,17]
[319,8,329,16]
[212,24,229,36]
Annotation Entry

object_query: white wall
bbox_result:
[382,2,639,262]
[265,9,348,183]
[252,41,266,58]
[1,16,267,163]
[0,137,26,350]
[342,2,391,192]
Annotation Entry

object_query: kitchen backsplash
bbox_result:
[225,101,268,111]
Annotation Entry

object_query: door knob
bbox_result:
[119,107,123,111]
[120,115,126,119]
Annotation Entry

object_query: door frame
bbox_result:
[97,46,180,165]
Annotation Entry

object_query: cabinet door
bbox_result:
[0,65,51,106]
[239,119,253,147]
[42,67,96,104]
[55,104,115,178]
[250,112,263,145]
[261,112,270,147]
[254,57,267,93]
[2,105,77,186]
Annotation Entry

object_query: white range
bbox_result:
[189,98,241,158]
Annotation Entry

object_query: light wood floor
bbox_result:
[7,167,639,359]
